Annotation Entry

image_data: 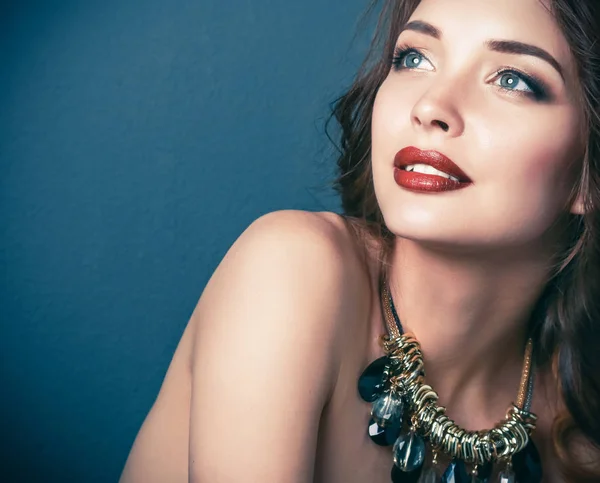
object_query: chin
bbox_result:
[374,187,550,253]
[381,208,461,245]
[373,170,475,244]
[379,204,505,253]
[378,193,453,234]
[381,211,552,255]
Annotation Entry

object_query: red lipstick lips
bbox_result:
[393,146,472,192]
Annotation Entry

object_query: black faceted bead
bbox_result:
[513,440,543,483]
[441,460,470,483]
[367,417,401,446]
[358,356,388,402]
[473,461,493,482]
[391,463,423,483]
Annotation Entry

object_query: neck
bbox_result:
[387,237,553,426]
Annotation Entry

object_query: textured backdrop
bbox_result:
[0,0,372,481]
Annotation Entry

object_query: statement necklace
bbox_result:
[357,279,543,483]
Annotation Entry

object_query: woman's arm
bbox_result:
[187,210,357,483]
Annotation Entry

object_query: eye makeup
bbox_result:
[391,43,428,71]
[391,43,554,102]
[492,67,551,101]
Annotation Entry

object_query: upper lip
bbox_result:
[393,146,472,182]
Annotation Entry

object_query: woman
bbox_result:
[120,0,600,481]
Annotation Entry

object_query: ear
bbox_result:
[570,190,586,215]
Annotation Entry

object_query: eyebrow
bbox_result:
[400,20,565,80]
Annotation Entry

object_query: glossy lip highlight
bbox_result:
[393,146,472,193]
[394,146,471,182]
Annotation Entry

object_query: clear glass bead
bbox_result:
[393,431,426,472]
[498,469,515,483]
[371,391,404,426]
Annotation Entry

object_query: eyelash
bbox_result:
[391,44,551,102]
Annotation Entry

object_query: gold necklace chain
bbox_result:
[380,281,537,467]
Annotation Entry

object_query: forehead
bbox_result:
[407,0,574,72]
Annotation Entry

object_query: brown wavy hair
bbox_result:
[326,0,600,480]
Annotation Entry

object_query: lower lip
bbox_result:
[393,168,470,192]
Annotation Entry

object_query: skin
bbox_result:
[371,0,584,431]
[119,0,590,482]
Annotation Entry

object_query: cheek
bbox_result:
[466,106,583,245]
[476,106,581,204]
[372,76,418,148]
[371,90,393,154]
[371,79,410,206]
[370,74,583,246]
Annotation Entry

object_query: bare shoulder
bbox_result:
[186,209,374,482]
[191,209,374,354]
[118,210,377,483]
[201,209,373,307]
[239,209,367,261]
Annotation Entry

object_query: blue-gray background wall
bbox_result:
[0,1,371,482]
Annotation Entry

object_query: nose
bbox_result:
[410,86,465,137]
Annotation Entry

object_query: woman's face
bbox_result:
[371,0,584,252]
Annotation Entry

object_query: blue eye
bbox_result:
[498,71,531,92]
[391,44,551,102]
[494,69,549,101]
[392,47,434,71]
[401,52,423,68]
